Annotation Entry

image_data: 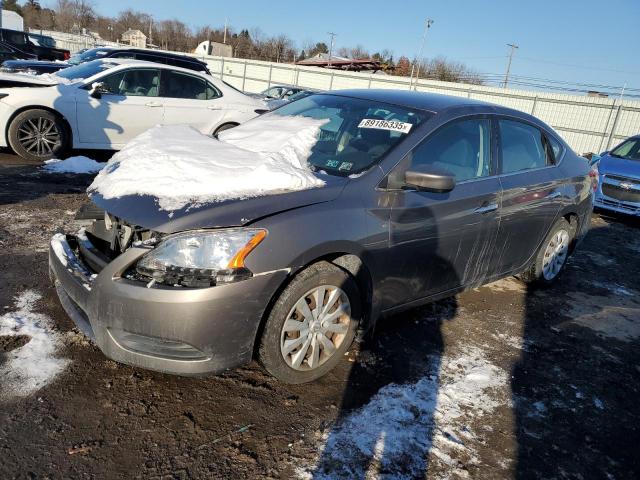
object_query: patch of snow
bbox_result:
[43,156,104,174]
[88,116,327,211]
[0,290,70,400]
[50,233,68,267]
[297,347,508,479]
[0,71,73,85]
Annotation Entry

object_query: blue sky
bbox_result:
[52,0,640,92]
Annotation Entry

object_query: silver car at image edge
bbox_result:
[593,134,640,216]
[49,90,593,384]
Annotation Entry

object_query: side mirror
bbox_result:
[89,81,108,99]
[404,165,456,193]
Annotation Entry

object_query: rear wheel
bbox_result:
[520,218,573,284]
[8,109,69,162]
[258,262,360,383]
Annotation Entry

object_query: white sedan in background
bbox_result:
[0,59,266,161]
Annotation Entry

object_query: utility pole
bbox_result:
[223,18,228,44]
[327,32,336,67]
[0,1,4,30]
[409,18,434,90]
[503,43,519,89]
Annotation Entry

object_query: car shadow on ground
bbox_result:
[512,215,640,478]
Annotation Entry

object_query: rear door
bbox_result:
[381,116,502,308]
[75,67,163,146]
[493,118,564,275]
[160,69,225,133]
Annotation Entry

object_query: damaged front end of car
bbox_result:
[48,201,286,376]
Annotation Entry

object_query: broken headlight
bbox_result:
[136,228,267,287]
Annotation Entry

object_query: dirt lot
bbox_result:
[1,153,639,479]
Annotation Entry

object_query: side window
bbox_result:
[110,51,135,59]
[206,82,221,100]
[135,53,164,64]
[408,118,492,183]
[161,70,208,100]
[546,134,564,163]
[499,120,549,173]
[99,69,160,97]
[6,31,27,45]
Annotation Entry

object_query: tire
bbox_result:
[258,261,361,384]
[520,218,573,285]
[8,109,69,162]
[213,122,238,137]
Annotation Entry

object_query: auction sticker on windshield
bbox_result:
[358,118,413,133]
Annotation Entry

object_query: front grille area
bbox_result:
[602,183,640,203]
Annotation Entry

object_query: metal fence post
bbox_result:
[329,70,335,90]
[220,57,225,81]
[267,64,273,88]
[467,87,472,98]
[241,60,248,91]
[368,73,373,89]
[531,96,538,115]
[598,101,617,153]
[605,103,623,151]
[294,66,300,86]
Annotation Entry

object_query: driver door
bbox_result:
[75,68,163,147]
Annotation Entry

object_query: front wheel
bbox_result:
[258,262,361,384]
[520,218,573,284]
[8,109,69,162]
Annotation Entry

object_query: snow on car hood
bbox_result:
[88,116,329,213]
[0,71,72,87]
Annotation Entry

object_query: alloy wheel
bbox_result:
[17,117,61,158]
[280,285,351,371]
[542,229,570,280]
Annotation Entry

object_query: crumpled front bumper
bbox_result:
[49,233,287,376]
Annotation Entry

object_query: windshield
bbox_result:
[67,47,113,65]
[610,138,640,161]
[272,94,430,176]
[54,60,118,81]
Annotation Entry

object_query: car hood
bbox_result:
[0,71,61,87]
[89,174,349,234]
[599,154,640,178]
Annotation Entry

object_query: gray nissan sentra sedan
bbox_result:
[49,90,592,383]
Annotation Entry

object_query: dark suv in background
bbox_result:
[1,46,211,75]
[0,27,70,61]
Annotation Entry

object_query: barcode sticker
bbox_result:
[358,118,413,133]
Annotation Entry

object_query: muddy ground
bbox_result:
[0,153,639,479]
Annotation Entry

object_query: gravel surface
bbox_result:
[1,153,639,479]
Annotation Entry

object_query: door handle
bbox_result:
[145,102,162,107]
[474,203,498,214]
[207,106,222,110]
[547,191,561,199]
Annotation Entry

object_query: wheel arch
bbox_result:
[252,249,376,358]
[5,105,73,147]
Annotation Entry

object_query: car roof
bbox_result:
[92,46,207,64]
[90,58,210,77]
[322,89,508,114]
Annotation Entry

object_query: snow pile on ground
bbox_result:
[0,290,70,400]
[298,347,507,479]
[43,156,104,174]
[88,116,327,211]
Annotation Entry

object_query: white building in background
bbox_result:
[1,10,24,31]
[121,29,147,48]
[194,40,232,58]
